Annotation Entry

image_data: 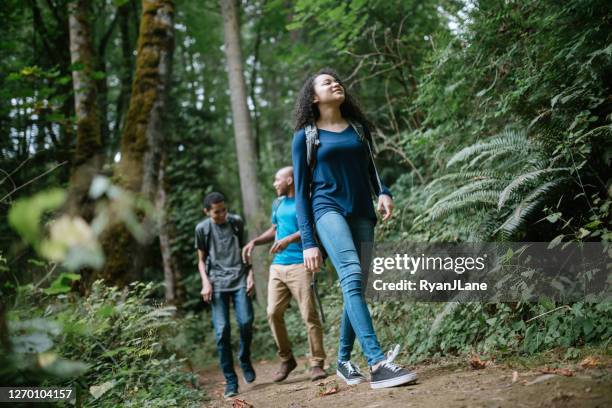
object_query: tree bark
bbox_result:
[113,0,137,148]
[157,154,183,305]
[99,0,174,286]
[219,0,266,302]
[67,0,103,220]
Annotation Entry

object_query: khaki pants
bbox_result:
[267,264,326,368]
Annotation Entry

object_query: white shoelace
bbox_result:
[379,344,403,373]
[343,361,362,376]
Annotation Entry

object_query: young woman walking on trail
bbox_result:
[291,68,417,389]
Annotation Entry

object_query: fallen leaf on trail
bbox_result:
[539,367,574,377]
[318,380,340,397]
[468,355,491,370]
[579,356,600,369]
[525,374,557,386]
[231,398,254,408]
[512,371,519,383]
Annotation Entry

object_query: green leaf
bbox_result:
[43,272,81,295]
[96,305,116,318]
[577,228,591,239]
[285,21,304,30]
[584,220,601,230]
[8,189,66,245]
[548,235,564,249]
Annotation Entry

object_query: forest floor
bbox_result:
[197,352,612,408]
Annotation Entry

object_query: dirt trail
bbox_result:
[198,357,611,408]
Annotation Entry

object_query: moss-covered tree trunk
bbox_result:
[220,0,267,302]
[67,0,102,220]
[99,0,174,286]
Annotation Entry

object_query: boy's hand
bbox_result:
[246,269,255,297]
[201,281,213,303]
[269,238,289,254]
[242,240,255,264]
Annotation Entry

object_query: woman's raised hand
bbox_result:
[303,247,323,272]
[377,194,394,221]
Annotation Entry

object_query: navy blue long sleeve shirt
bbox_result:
[292,124,392,250]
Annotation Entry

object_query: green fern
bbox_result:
[446,129,535,167]
[429,190,500,220]
[498,168,570,209]
[427,128,572,239]
[496,178,571,237]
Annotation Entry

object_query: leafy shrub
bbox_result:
[5,280,205,407]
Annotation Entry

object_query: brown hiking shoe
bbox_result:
[273,357,297,382]
[310,365,327,381]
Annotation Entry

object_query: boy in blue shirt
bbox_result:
[242,167,327,382]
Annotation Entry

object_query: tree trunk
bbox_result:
[157,154,183,305]
[113,0,137,148]
[219,0,267,302]
[99,0,174,286]
[67,0,103,220]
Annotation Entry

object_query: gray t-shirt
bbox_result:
[195,214,246,292]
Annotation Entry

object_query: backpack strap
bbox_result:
[227,214,245,248]
[271,196,286,224]
[347,119,366,143]
[201,219,214,273]
[202,218,212,253]
[305,123,319,174]
[347,119,385,196]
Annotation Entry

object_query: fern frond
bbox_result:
[498,198,544,238]
[496,178,570,237]
[447,129,530,168]
[432,179,503,206]
[429,190,499,220]
[498,168,570,209]
[425,171,501,192]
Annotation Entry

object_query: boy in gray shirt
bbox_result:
[195,192,255,398]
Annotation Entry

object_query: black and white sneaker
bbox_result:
[370,345,417,389]
[336,361,367,385]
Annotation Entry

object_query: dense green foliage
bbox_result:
[4,280,205,406]
[388,0,611,243]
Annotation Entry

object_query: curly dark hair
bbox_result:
[292,68,372,132]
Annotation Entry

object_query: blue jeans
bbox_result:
[211,287,254,386]
[315,211,385,366]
